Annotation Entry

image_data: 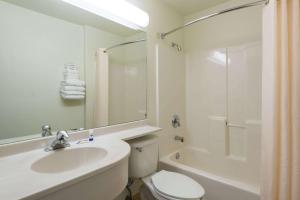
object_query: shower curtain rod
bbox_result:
[103,39,146,52]
[160,0,269,39]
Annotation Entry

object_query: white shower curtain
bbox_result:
[261,0,300,200]
[94,49,109,127]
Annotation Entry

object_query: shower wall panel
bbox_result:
[185,42,262,186]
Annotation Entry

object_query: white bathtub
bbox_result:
[159,147,260,200]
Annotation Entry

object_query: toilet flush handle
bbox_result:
[136,147,143,152]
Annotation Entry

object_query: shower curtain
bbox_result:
[94,49,109,127]
[261,0,300,200]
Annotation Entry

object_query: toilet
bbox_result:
[127,135,205,200]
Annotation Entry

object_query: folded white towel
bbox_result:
[60,90,85,96]
[61,94,85,100]
[64,73,79,80]
[63,69,79,74]
[64,64,77,71]
[61,86,85,92]
[61,80,85,87]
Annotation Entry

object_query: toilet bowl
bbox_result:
[140,170,205,200]
[127,135,205,200]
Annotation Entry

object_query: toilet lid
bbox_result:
[151,170,205,200]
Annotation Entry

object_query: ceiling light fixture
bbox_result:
[61,0,149,30]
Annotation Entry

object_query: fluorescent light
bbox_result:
[208,51,228,65]
[213,51,226,64]
[61,0,149,30]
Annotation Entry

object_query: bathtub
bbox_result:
[159,147,260,200]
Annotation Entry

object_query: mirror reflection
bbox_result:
[0,0,147,143]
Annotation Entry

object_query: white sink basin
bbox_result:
[31,147,107,173]
[0,138,130,200]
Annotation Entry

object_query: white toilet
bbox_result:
[128,135,205,200]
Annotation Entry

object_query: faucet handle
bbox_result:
[42,124,51,131]
[56,130,69,141]
[172,115,181,128]
[46,130,70,151]
[41,124,52,137]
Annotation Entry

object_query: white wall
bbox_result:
[184,0,262,187]
[0,1,85,140]
[114,1,185,199]
[126,0,186,157]
[156,42,186,156]
[184,0,262,51]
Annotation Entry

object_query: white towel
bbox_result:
[61,86,85,92]
[63,69,79,74]
[60,90,85,96]
[64,64,77,71]
[64,73,79,80]
[61,94,85,100]
[61,80,85,87]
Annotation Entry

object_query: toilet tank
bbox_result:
[127,135,159,178]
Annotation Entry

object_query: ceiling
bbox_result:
[162,0,231,15]
[3,0,139,37]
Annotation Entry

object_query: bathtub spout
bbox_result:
[174,136,184,142]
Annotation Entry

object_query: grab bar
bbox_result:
[225,121,246,129]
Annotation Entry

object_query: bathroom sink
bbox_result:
[31,147,107,173]
[1,138,130,200]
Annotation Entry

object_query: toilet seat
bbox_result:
[149,170,205,200]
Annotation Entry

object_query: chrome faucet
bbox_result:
[45,130,70,151]
[41,124,52,137]
[172,115,181,128]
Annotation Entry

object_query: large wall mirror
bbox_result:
[0,0,147,144]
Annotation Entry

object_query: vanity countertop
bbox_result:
[0,138,130,200]
[97,125,161,141]
[0,122,161,200]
